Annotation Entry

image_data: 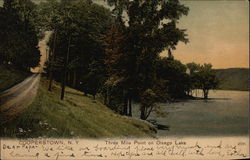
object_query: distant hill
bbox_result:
[214,68,249,91]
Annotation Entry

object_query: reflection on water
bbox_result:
[133,90,249,137]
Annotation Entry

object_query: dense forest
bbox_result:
[0,0,40,71]
[0,0,220,120]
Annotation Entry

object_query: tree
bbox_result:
[196,63,219,99]
[186,62,201,96]
[106,0,189,119]
[0,6,7,64]
[104,24,132,115]
[0,0,40,71]
[155,57,190,99]
[82,60,107,99]
[41,0,112,99]
[186,62,200,75]
[140,89,157,120]
[12,0,37,32]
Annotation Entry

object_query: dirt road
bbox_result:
[0,32,51,124]
[0,74,40,123]
[31,31,51,73]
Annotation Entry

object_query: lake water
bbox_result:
[133,90,249,137]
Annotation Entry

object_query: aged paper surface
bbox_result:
[0,0,249,160]
[1,137,249,160]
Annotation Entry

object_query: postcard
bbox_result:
[0,0,249,159]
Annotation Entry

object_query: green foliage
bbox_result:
[0,0,40,71]
[196,64,219,99]
[104,0,189,118]
[82,60,107,99]
[186,62,200,75]
[101,78,125,113]
[197,64,218,88]
[153,79,170,102]
[140,89,157,120]
[35,0,61,31]
[0,64,30,92]
[103,24,132,111]
[40,0,113,97]
[155,60,219,100]
[140,89,157,108]
[155,57,190,99]
[125,0,189,94]
[186,62,201,93]
[186,62,219,99]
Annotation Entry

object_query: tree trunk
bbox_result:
[61,35,71,100]
[145,106,153,120]
[46,48,50,79]
[203,89,209,99]
[48,49,53,84]
[72,71,77,88]
[140,106,146,120]
[128,97,132,117]
[106,86,112,107]
[123,89,128,115]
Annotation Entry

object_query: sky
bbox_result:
[161,0,249,69]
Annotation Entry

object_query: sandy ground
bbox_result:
[31,31,51,73]
[0,32,51,124]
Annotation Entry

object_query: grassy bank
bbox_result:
[1,76,156,138]
[0,64,30,92]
